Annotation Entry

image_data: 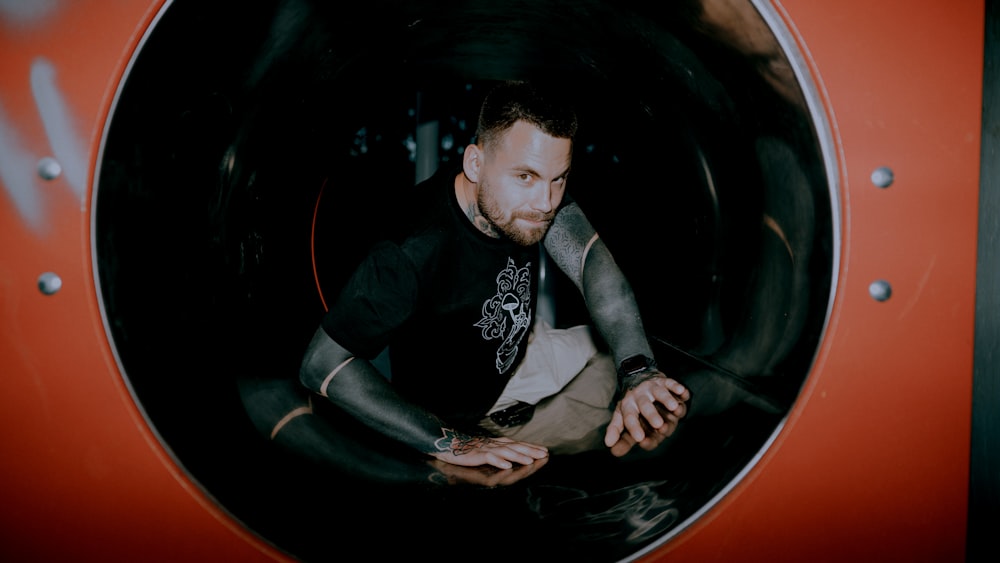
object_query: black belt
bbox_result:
[488,401,536,428]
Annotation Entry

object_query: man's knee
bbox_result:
[562,352,616,407]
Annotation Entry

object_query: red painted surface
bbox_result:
[0,1,982,561]
[0,2,284,561]
[647,1,982,562]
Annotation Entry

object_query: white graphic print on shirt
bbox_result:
[474,257,532,374]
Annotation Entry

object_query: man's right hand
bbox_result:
[604,373,689,447]
[607,403,679,458]
[429,430,549,469]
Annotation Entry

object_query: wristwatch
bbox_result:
[617,354,659,380]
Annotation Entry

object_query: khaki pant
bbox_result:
[480,351,617,455]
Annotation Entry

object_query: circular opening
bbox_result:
[95,0,835,560]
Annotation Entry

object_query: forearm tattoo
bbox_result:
[433,428,493,456]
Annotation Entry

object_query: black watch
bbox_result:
[617,354,658,380]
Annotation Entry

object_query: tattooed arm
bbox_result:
[300,327,549,469]
[544,202,690,447]
[543,202,653,365]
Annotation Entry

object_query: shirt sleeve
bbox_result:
[321,240,420,360]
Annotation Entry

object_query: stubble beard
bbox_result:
[477,180,552,246]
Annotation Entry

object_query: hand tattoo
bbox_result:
[434,428,494,456]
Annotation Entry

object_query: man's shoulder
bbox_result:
[382,166,455,236]
[380,168,460,268]
[410,164,460,205]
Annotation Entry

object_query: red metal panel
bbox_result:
[0,2,284,561]
[0,1,983,561]
[647,1,982,561]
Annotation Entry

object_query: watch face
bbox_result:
[621,355,653,375]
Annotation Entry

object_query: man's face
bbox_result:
[476,120,572,246]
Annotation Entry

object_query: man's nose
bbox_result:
[529,182,555,213]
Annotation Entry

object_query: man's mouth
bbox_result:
[515,213,554,224]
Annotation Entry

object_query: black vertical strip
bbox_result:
[970,1,1000,561]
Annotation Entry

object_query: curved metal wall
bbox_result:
[0,1,984,561]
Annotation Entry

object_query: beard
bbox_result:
[477,180,553,246]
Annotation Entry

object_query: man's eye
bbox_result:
[518,173,532,182]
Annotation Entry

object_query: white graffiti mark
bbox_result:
[0,101,45,232]
[31,57,86,202]
[0,0,60,28]
[0,55,88,236]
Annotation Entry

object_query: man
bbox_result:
[299,80,689,470]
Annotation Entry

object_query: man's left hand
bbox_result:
[427,456,549,487]
[604,373,689,447]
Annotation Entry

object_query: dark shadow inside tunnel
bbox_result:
[94,0,835,561]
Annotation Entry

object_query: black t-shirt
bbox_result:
[322,166,541,427]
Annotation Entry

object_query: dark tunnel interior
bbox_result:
[94,0,835,560]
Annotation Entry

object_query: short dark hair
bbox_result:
[475,80,578,153]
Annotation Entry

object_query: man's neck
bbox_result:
[454,173,500,238]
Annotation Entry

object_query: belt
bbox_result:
[488,401,536,428]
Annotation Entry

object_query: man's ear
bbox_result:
[463,144,482,183]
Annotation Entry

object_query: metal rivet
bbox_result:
[38,272,62,295]
[869,279,892,302]
[871,166,894,188]
[38,156,62,180]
